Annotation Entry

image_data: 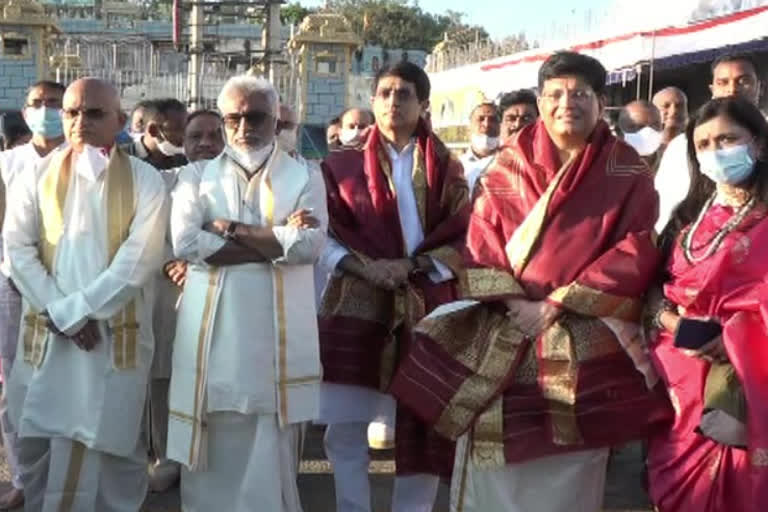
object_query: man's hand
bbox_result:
[363,259,414,290]
[505,299,561,337]
[286,209,320,229]
[203,219,232,236]
[163,259,188,287]
[71,321,101,351]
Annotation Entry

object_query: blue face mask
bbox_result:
[24,106,63,139]
[697,144,755,185]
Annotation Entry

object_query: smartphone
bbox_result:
[674,318,722,350]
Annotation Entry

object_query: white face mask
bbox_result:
[339,127,362,146]
[623,126,663,156]
[75,144,110,181]
[471,134,499,154]
[277,129,298,152]
[227,143,274,173]
[157,138,185,157]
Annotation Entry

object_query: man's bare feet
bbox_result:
[0,487,24,510]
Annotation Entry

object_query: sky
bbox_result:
[299,0,760,44]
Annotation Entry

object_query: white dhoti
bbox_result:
[451,435,609,512]
[318,383,439,512]
[180,412,302,512]
[18,436,147,512]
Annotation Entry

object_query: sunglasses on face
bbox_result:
[62,108,110,120]
[223,111,274,129]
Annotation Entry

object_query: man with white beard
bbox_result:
[460,101,500,194]
[167,75,327,511]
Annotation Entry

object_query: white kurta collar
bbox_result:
[74,145,110,182]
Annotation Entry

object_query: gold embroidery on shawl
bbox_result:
[416,306,528,439]
[376,141,396,195]
[59,441,86,512]
[450,433,472,512]
[548,282,642,321]
[506,155,574,275]
[471,397,505,469]
[464,267,524,298]
[319,274,394,325]
[412,143,428,233]
[190,268,219,464]
[751,448,768,467]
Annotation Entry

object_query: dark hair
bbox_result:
[617,100,660,132]
[26,80,65,97]
[131,99,156,114]
[0,111,31,149]
[373,61,431,102]
[144,98,186,124]
[186,109,221,126]
[328,117,341,127]
[499,89,538,115]
[711,52,760,78]
[538,51,607,96]
[660,96,768,254]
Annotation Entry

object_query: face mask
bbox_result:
[277,129,298,152]
[697,144,755,185]
[157,135,185,157]
[25,106,63,139]
[339,128,362,146]
[623,126,663,156]
[471,134,499,153]
[227,143,273,173]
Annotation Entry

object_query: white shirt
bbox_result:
[460,149,495,194]
[4,152,169,455]
[319,141,453,283]
[654,133,690,234]
[0,142,65,276]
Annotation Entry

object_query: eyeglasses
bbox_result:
[540,89,595,104]
[223,111,274,129]
[62,108,109,120]
[27,99,62,109]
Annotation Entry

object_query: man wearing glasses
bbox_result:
[2,78,169,510]
[0,79,66,510]
[167,75,326,511]
[318,61,470,512]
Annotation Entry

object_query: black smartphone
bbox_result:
[674,318,722,350]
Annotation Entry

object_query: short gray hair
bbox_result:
[217,75,279,116]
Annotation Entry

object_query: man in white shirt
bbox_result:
[167,75,327,512]
[318,61,469,512]
[0,79,66,510]
[651,86,688,150]
[2,78,169,511]
[460,101,500,194]
[655,52,762,234]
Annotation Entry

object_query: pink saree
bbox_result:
[648,202,768,512]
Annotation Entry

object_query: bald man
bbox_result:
[338,107,374,147]
[2,78,169,511]
[618,100,664,171]
[652,87,688,146]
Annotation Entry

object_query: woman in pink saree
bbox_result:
[647,96,768,511]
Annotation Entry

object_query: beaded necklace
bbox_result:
[682,192,756,264]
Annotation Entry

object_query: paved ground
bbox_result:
[0,425,654,511]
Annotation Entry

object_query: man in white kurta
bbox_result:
[2,78,169,511]
[167,76,326,512]
[459,101,500,194]
[0,79,67,509]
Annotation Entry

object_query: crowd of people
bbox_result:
[0,48,764,512]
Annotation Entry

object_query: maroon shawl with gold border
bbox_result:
[390,120,673,466]
[319,120,470,476]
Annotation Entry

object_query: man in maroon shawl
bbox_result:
[389,52,673,511]
[317,61,470,512]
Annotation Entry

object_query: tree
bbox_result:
[325,0,488,51]
[281,2,313,26]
